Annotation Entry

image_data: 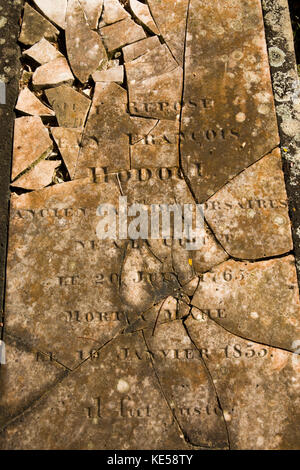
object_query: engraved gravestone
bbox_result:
[0,0,299,450]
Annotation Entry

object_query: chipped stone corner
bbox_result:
[262,0,300,284]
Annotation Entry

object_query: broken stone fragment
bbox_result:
[125,44,178,83]
[192,256,300,352]
[128,66,183,120]
[32,57,74,90]
[23,38,63,65]
[147,0,189,65]
[100,17,146,52]
[203,148,293,259]
[32,0,68,29]
[143,321,229,448]
[129,117,158,144]
[11,116,53,180]
[45,85,91,128]
[180,0,280,202]
[100,0,130,26]
[19,3,59,46]
[51,127,82,179]
[15,87,54,117]
[92,65,124,84]
[0,333,189,449]
[12,160,60,191]
[186,312,300,450]
[122,36,160,62]
[129,0,159,35]
[0,335,66,429]
[80,0,104,29]
[66,0,107,83]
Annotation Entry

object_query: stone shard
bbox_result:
[5,179,127,369]
[147,0,189,65]
[15,87,54,117]
[0,333,189,450]
[92,65,124,84]
[0,335,67,429]
[66,0,107,83]
[45,85,91,128]
[129,0,159,35]
[12,160,60,191]
[74,82,134,178]
[129,117,158,144]
[100,17,147,52]
[128,66,183,120]
[192,256,300,352]
[51,128,82,179]
[32,0,68,29]
[100,0,130,25]
[143,321,229,448]
[11,117,53,180]
[19,3,59,46]
[203,148,293,259]
[122,36,161,62]
[77,0,104,29]
[32,57,74,90]
[23,38,63,65]
[186,312,300,450]
[180,0,280,202]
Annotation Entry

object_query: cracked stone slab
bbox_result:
[51,128,82,179]
[45,85,91,128]
[180,0,280,202]
[12,160,60,191]
[66,0,107,83]
[100,17,146,52]
[203,148,293,259]
[192,256,300,352]
[122,35,160,62]
[0,333,191,450]
[186,311,300,449]
[143,321,229,448]
[92,65,124,84]
[0,335,67,429]
[79,0,104,29]
[147,0,189,65]
[32,0,68,29]
[11,116,53,180]
[15,87,54,117]
[32,57,74,90]
[5,179,129,369]
[22,38,63,65]
[100,0,130,26]
[129,0,159,35]
[19,3,59,46]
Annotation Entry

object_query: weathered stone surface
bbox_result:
[0,334,67,428]
[129,0,159,35]
[19,3,59,46]
[180,0,280,202]
[32,57,74,90]
[100,17,146,52]
[33,0,68,29]
[186,311,300,449]
[80,0,104,29]
[45,85,91,128]
[23,38,63,65]
[147,0,189,65]
[203,148,293,259]
[92,65,124,84]
[0,333,190,450]
[192,256,300,352]
[66,0,107,83]
[15,87,54,117]
[122,35,160,62]
[100,0,130,26]
[12,160,60,191]
[11,117,53,180]
[51,128,82,179]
